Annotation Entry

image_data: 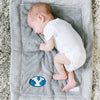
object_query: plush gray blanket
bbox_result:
[9,0,93,100]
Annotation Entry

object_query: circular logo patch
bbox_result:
[29,76,46,87]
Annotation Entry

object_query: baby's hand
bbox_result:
[40,37,54,51]
[40,43,45,51]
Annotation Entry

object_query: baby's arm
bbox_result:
[40,36,54,51]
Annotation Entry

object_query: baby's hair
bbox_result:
[28,3,53,20]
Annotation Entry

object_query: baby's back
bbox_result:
[43,18,85,54]
[50,18,84,52]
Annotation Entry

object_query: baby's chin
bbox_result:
[39,33,43,35]
[41,33,44,35]
[36,32,43,35]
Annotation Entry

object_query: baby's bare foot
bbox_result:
[53,73,67,80]
[62,80,77,92]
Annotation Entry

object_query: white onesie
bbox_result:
[43,18,86,72]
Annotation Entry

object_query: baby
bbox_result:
[27,3,86,92]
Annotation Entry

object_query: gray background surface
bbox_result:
[0,0,100,100]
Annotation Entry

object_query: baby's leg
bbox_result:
[53,53,77,91]
[53,53,71,80]
[62,71,77,92]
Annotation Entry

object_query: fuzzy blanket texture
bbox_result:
[0,0,100,100]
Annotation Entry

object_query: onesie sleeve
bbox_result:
[43,25,54,42]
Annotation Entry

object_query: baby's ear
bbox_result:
[37,15,45,22]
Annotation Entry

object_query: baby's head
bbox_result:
[27,3,54,34]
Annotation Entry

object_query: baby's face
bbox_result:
[27,15,44,35]
[32,20,44,34]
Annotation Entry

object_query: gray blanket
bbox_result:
[9,0,93,100]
